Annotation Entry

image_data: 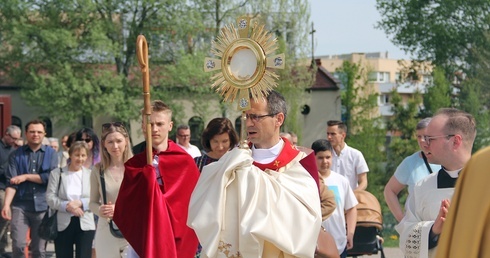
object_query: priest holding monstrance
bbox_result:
[187,16,322,257]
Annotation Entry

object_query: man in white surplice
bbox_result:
[395,108,476,258]
[188,90,321,257]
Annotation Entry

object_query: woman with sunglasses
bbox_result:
[46,141,96,257]
[76,128,101,169]
[89,122,133,257]
[193,118,238,257]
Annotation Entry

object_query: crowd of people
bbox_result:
[0,89,483,258]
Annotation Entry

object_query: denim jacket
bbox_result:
[6,144,58,211]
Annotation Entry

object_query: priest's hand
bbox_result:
[432,199,450,235]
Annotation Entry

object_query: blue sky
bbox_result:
[310,0,412,59]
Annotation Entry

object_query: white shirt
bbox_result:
[331,143,369,190]
[322,171,358,253]
[177,143,202,158]
[65,170,83,201]
[251,139,284,164]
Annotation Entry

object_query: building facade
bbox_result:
[319,52,433,126]
[0,61,341,151]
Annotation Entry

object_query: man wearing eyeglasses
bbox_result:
[2,120,58,258]
[176,124,202,158]
[189,90,322,257]
[0,125,21,257]
[396,108,476,258]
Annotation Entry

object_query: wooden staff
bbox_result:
[136,35,152,165]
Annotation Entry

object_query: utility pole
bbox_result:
[309,22,316,67]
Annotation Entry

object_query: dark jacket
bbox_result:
[0,140,16,190]
[6,145,58,211]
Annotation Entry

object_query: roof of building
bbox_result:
[309,59,340,91]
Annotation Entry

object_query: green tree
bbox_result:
[376,0,490,151]
[461,39,490,150]
[458,78,490,152]
[0,0,313,133]
[385,90,421,191]
[376,0,490,71]
[387,89,421,139]
[0,0,192,125]
[422,67,453,116]
[335,60,386,188]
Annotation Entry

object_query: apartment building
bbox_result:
[319,52,432,125]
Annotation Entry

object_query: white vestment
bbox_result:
[395,171,455,258]
[188,147,321,258]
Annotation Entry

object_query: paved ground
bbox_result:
[353,247,404,258]
[4,240,55,258]
[5,243,403,258]
[5,240,404,258]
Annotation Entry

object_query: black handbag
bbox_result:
[100,169,124,238]
[38,168,62,240]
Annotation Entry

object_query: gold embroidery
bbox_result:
[274,160,280,167]
[218,240,242,257]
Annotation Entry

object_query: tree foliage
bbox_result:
[0,0,313,131]
[387,90,421,139]
[0,0,188,124]
[422,67,453,116]
[376,0,490,151]
[335,60,386,165]
[385,89,420,192]
[376,0,490,72]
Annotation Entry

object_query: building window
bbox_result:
[82,116,93,129]
[188,116,204,150]
[423,75,433,85]
[235,116,241,134]
[39,116,52,137]
[369,72,390,83]
[368,72,378,82]
[395,72,402,82]
[12,116,22,131]
[379,94,390,105]
[378,72,390,82]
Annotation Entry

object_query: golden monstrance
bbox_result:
[204,15,285,148]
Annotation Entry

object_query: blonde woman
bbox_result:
[90,122,133,257]
[46,141,96,257]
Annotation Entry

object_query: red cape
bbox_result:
[113,140,199,258]
[252,137,320,190]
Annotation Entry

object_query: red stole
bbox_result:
[113,140,199,258]
[252,138,320,190]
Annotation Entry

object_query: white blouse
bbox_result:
[65,170,83,201]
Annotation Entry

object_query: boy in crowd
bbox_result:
[312,139,358,258]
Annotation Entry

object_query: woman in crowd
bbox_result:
[90,122,133,257]
[59,132,77,174]
[76,127,101,169]
[76,128,101,257]
[194,118,238,257]
[46,141,96,258]
[194,117,239,171]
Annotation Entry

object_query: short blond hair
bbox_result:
[141,100,172,119]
